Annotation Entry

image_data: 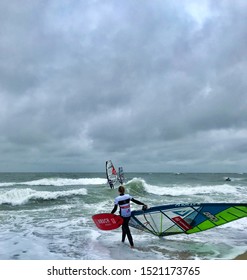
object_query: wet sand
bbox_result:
[234,251,247,260]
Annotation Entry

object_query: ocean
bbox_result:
[0,172,246,260]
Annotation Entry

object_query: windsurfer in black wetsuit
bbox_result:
[108,179,114,189]
[111,185,147,248]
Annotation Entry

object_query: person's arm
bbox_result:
[131,198,147,209]
[131,198,144,205]
[111,204,118,214]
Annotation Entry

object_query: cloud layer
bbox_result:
[1,0,247,172]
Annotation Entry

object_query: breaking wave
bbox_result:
[0,188,87,206]
[0,177,107,187]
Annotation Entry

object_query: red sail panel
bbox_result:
[172,216,192,231]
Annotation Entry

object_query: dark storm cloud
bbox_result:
[0,0,247,172]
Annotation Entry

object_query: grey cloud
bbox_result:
[0,0,247,172]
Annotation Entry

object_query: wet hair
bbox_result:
[118,185,125,194]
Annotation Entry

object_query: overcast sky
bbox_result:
[0,0,247,173]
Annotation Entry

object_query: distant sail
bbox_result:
[130,203,247,236]
[118,167,124,184]
[106,160,118,189]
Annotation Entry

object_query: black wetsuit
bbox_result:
[111,194,145,247]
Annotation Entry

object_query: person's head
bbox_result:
[118,185,125,194]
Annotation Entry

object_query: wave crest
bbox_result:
[0,188,87,206]
[0,177,107,187]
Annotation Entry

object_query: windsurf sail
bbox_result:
[106,160,118,189]
[129,203,247,236]
[118,167,124,184]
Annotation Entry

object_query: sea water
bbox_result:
[0,172,246,260]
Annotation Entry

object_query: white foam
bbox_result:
[0,177,107,187]
[0,188,87,206]
[0,182,14,187]
[0,231,64,260]
[143,183,238,196]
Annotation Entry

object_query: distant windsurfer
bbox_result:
[118,167,124,184]
[108,179,114,189]
[106,160,117,189]
[111,185,147,248]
